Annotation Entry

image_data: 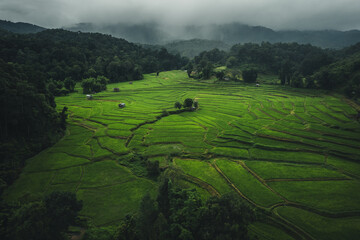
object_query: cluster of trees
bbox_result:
[0,60,65,191]
[174,98,198,110]
[84,178,256,240]
[81,76,109,94]
[0,191,83,240]
[189,42,360,99]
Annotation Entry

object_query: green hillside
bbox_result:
[3,70,360,238]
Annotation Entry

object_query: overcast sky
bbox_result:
[1,0,360,30]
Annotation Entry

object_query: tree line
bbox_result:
[0,29,188,95]
[186,42,360,99]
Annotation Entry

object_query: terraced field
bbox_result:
[4,70,360,238]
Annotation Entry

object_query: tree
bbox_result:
[64,77,76,92]
[137,194,158,240]
[215,71,225,81]
[242,69,258,83]
[187,63,193,78]
[174,102,182,109]
[81,76,108,94]
[183,98,193,108]
[59,106,68,130]
[7,191,82,240]
[196,194,254,240]
[226,56,237,68]
[43,191,83,235]
[201,62,213,79]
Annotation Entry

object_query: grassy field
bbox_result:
[3,70,360,238]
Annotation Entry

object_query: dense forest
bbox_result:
[0,59,64,192]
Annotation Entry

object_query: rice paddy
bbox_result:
[3,70,360,238]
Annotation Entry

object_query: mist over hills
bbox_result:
[1,19,360,52]
[66,22,360,49]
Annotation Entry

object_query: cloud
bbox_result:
[1,0,359,30]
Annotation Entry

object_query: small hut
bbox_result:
[113,88,120,92]
[118,103,126,108]
[86,94,93,100]
[129,81,133,84]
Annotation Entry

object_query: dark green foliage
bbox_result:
[174,102,182,109]
[226,56,237,68]
[312,52,360,99]
[81,76,109,94]
[43,191,83,234]
[59,106,68,130]
[115,179,255,240]
[279,61,294,85]
[1,191,82,240]
[64,77,76,92]
[119,153,160,177]
[115,215,138,240]
[186,62,193,78]
[193,101,199,109]
[216,71,225,81]
[183,98,194,108]
[0,60,63,187]
[196,194,254,240]
[146,160,160,177]
[200,61,213,79]
[137,194,159,240]
[242,69,258,83]
[291,72,304,88]
[83,226,116,240]
[0,29,187,86]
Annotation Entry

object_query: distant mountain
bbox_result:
[66,22,169,45]
[66,22,360,49]
[0,20,46,34]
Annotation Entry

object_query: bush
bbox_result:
[242,69,258,83]
[183,98,194,108]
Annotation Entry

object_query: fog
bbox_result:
[1,0,360,30]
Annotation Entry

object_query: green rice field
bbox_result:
[3,70,360,238]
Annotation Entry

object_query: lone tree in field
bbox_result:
[242,69,258,83]
[174,101,182,109]
[183,98,194,108]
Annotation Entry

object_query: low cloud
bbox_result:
[1,0,360,30]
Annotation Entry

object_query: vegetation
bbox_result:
[2,69,360,239]
[1,23,360,239]
[0,59,64,191]
[0,191,82,240]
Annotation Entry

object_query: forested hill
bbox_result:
[0,20,46,34]
[0,29,187,83]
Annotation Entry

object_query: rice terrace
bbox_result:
[4,70,360,239]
